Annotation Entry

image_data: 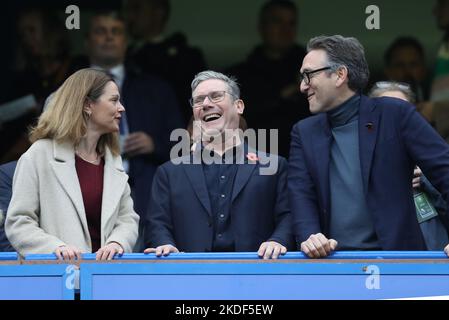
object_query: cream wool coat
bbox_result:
[5,139,139,256]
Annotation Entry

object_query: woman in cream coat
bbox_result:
[5,68,139,260]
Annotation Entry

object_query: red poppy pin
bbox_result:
[365,122,374,131]
[246,152,259,162]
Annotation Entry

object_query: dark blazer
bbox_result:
[288,95,449,250]
[121,70,184,220]
[145,150,294,252]
[0,161,16,251]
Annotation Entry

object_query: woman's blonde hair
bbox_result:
[30,68,120,156]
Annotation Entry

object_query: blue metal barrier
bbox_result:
[0,252,18,260]
[71,251,449,300]
[0,263,75,300]
[13,252,449,299]
[24,251,449,261]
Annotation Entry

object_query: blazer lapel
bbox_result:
[101,148,128,233]
[311,114,332,212]
[231,162,257,203]
[49,140,90,238]
[358,96,381,195]
[231,143,260,202]
[183,152,212,216]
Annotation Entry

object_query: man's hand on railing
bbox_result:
[257,241,287,260]
[144,244,179,257]
[300,233,338,258]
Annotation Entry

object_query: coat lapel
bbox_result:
[50,140,90,239]
[101,148,128,233]
[231,146,257,203]
[311,114,332,212]
[231,164,257,203]
[358,96,381,195]
[183,153,212,216]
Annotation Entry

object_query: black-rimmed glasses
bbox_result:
[299,66,332,85]
[189,91,235,108]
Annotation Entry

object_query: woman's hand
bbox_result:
[95,242,124,261]
[55,245,83,261]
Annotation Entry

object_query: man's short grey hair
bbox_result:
[307,35,370,92]
[191,70,240,99]
[368,81,416,103]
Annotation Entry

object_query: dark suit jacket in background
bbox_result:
[0,161,16,251]
[126,32,207,125]
[121,69,184,221]
[145,151,294,252]
[288,95,449,250]
[227,44,311,158]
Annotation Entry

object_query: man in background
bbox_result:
[79,10,184,250]
[228,0,310,158]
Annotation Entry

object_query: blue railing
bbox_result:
[23,251,449,261]
[0,252,18,260]
[1,251,448,300]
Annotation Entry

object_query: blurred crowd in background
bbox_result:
[1,0,449,164]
